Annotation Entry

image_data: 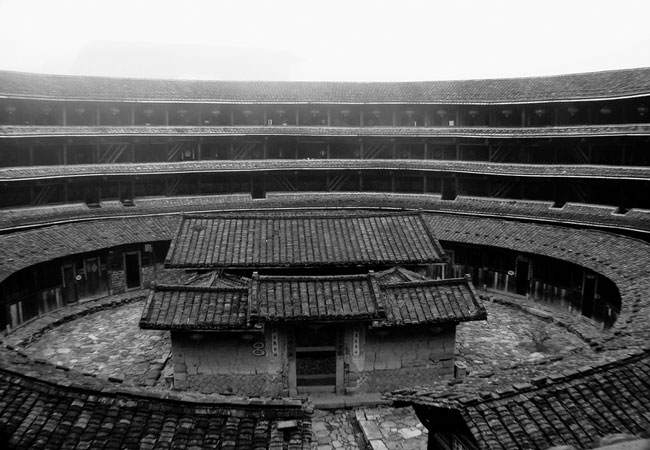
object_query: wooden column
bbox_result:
[130,106,135,125]
[62,106,67,126]
[327,109,331,126]
[335,327,345,395]
[164,108,169,126]
[287,330,297,396]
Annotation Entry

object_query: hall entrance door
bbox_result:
[516,259,530,296]
[124,251,141,289]
[295,325,338,394]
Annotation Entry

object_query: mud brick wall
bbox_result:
[346,325,456,392]
[171,331,282,395]
[108,269,126,294]
[152,266,188,285]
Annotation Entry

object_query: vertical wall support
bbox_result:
[336,327,345,395]
[287,329,297,396]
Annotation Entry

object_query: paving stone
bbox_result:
[397,428,421,439]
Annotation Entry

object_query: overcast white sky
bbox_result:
[1,0,649,81]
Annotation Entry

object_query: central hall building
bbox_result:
[139,211,486,396]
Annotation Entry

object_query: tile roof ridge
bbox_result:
[248,272,260,327]
[368,270,386,318]
[181,210,418,220]
[163,213,187,267]
[152,282,248,292]
[256,273,372,281]
[417,213,447,258]
[380,276,469,288]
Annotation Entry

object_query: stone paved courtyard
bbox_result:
[25,298,593,387]
[21,296,600,450]
[25,302,172,386]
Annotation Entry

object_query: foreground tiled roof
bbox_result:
[376,276,486,327]
[3,124,650,139]
[2,67,650,103]
[396,349,650,450]
[165,212,446,268]
[3,159,650,182]
[0,364,311,450]
[253,273,385,322]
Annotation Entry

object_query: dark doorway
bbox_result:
[441,177,457,200]
[125,252,141,289]
[516,260,529,295]
[582,274,596,318]
[295,325,337,393]
[62,264,77,304]
[84,257,103,298]
[251,176,266,199]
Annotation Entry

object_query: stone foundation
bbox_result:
[355,365,454,393]
[185,373,283,396]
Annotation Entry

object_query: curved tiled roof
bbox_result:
[3,160,650,181]
[395,349,650,450]
[1,68,650,104]
[2,194,650,235]
[3,124,650,139]
[0,216,178,283]
[0,353,311,450]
